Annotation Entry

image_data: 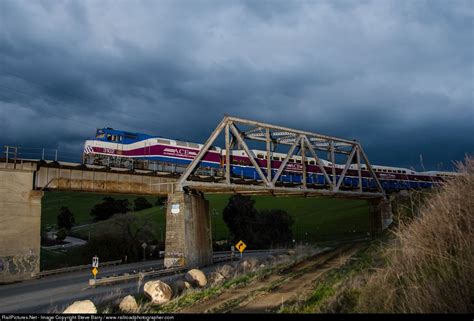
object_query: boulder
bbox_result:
[144,280,173,305]
[171,279,193,295]
[207,272,225,286]
[218,264,234,279]
[185,269,207,287]
[278,254,290,261]
[119,295,138,313]
[266,255,276,262]
[240,257,259,272]
[63,300,97,314]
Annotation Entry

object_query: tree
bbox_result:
[256,209,294,247]
[57,206,75,230]
[84,213,155,262]
[222,195,260,246]
[90,197,130,221]
[155,197,167,207]
[134,197,153,211]
[222,195,294,249]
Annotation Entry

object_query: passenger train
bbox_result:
[83,128,458,191]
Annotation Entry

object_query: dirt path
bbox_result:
[179,244,361,313]
[231,244,362,313]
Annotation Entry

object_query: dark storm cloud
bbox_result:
[0,0,472,169]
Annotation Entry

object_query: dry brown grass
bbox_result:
[357,157,474,313]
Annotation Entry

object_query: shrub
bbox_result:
[90,197,130,221]
[57,206,75,230]
[222,194,294,249]
[134,197,153,211]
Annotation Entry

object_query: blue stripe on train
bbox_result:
[229,165,434,190]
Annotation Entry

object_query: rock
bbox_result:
[144,280,173,305]
[278,254,290,261]
[287,250,296,255]
[185,269,207,287]
[266,255,276,262]
[218,264,234,279]
[240,257,259,272]
[207,272,225,286]
[171,279,193,295]
[259,264,266,269]
[63,300,97,314]
[119,295,138,313]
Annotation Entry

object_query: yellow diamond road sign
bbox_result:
[235,240,247,253]
[92,267,98,277]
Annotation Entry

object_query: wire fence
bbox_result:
[2,145,83,163]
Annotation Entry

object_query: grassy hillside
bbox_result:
[283,157,473,313]
[41,192,160,229]
[41,192,371,243]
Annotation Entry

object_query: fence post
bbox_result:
[55,150,58,161]
[5,146,8,164]
[13,147,18,169]
[42,148,45,160]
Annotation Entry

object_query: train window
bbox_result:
[96,133,105,139]
[157,139,170,145]
[289,159,295,163]
[257,154,264,159]
[309,160,315,165]
[107,134,112,141]
[176,141,187,147]
[296,159,302,164]
[273,157,280,161]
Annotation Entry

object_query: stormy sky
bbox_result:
[0,0,473,170]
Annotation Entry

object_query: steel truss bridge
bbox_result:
[179,116,385,199]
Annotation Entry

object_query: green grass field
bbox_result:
[41,191,371,243]
[41,192,160,230]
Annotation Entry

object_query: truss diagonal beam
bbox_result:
[230,123,271,187]
[271,135,302,185]
[358,144,384,194]
[335,146,357,191]
[303,136,334,189]
[178,118,227,186]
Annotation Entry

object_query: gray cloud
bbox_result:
[0,0,472,169]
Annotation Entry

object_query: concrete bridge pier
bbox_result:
[164,191,213,268]
[369,197,393,235]
[0,165,43,283]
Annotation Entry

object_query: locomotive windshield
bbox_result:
[96,129,105,139]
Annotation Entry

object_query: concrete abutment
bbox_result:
[164,191,213,268]
[0,167,43,283]
[369,197,393,235]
